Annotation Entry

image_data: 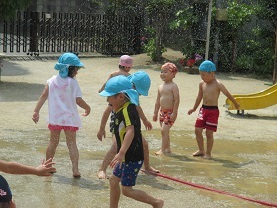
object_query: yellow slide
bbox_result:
[225,83,277,111]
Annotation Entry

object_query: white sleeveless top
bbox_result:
[47,75,82,127]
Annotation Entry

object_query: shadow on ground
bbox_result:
[0,81,44,102]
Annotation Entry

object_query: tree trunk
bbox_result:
[155,27,163,62]
[231,31,238,73]
[273,29,277,84]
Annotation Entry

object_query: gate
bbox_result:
[0,11,142,56]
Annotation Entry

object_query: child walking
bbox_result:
[97,56,158,179]
[99,75,164,208]
[153,62,180,155]
[188,60,240,158]
[32,53,91,177]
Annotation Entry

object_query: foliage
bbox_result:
[144,0,175,61]
[227,1,255,29]
[0,0,32,20]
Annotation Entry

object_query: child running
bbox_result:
[188,60,240,158]
[97,56,159,179]
[32,53,91,177]
[153,62,180,155]
[99,75,164,208]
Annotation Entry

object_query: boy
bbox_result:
[153,62,180,155]
[188,60,240,158]
[99,75,164,208]
[97,62,159,179]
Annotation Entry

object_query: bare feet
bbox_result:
[155,149,171,156]
[192,150,204,157]
[144,166,160,173]
[97,170,109,179]
[154,199,164,208]
[202,154,211,159]
[73,167,81,178]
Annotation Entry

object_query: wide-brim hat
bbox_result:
[99,75,139,106]
[128,71,151,96]
[54,53,84,78]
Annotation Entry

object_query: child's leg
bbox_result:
[192,127,205,156]
[121,186,164,208]
[156,123,171,155]
[204,129,214,158]
[97,138,117,179]
[46,130,61,161]
[142,136,159,173]
[64,130,80,177]
[109,174,121,208]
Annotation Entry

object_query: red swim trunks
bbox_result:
[159,109,174,126]
[48,124,79,131]
[195,105,219,132]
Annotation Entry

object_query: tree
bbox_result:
[0,0,32,20]
[256,0,277,84]
[226,1,255,72]
[145,0,175,61]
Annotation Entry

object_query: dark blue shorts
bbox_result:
[113,160,143,186]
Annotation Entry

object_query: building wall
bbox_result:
[27,0,101,13]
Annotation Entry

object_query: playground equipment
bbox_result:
[224,83,277,115]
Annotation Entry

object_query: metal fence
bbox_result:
[0,11,142,56]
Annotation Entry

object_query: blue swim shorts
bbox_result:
[113,160,143,186]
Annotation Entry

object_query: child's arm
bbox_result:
[0,158,56,176]
[136,105,152,130]
[153,89,161,122]
[219,83,240,109]
[170,84,180,121]
[32,84,49,123]
[76,97,91,116]
[97,105,113,141]
[188,82,203,115]
[110,125,135,168]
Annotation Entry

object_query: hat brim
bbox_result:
[76,61,84,67]
[99,90,116,97]
[123,89,139,106]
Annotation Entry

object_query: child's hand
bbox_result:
[187,109,194,115]
[170,113,177,122]
[234,103,240,109]
[143,120,152,130]
[32,112,39,123]
[82,107,91,116]
[110,152,124,168]
[36,158,56,176]
[153,114,158,122]
[97,128,106,141]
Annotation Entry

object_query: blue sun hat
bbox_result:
[99,75,139,106]
[199,60,216,72]
[128,71,151,96]
[0,175,12,203]
[54,53,84,78]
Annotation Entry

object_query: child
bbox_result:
[188,60,240,158]
[97,60,158,179]
[98,55,133,93]
[99,75,164,208]
[153,62,180,155]
[32,53,91,177]
[0,158,56,208]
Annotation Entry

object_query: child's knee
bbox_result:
[121,186,132,197]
